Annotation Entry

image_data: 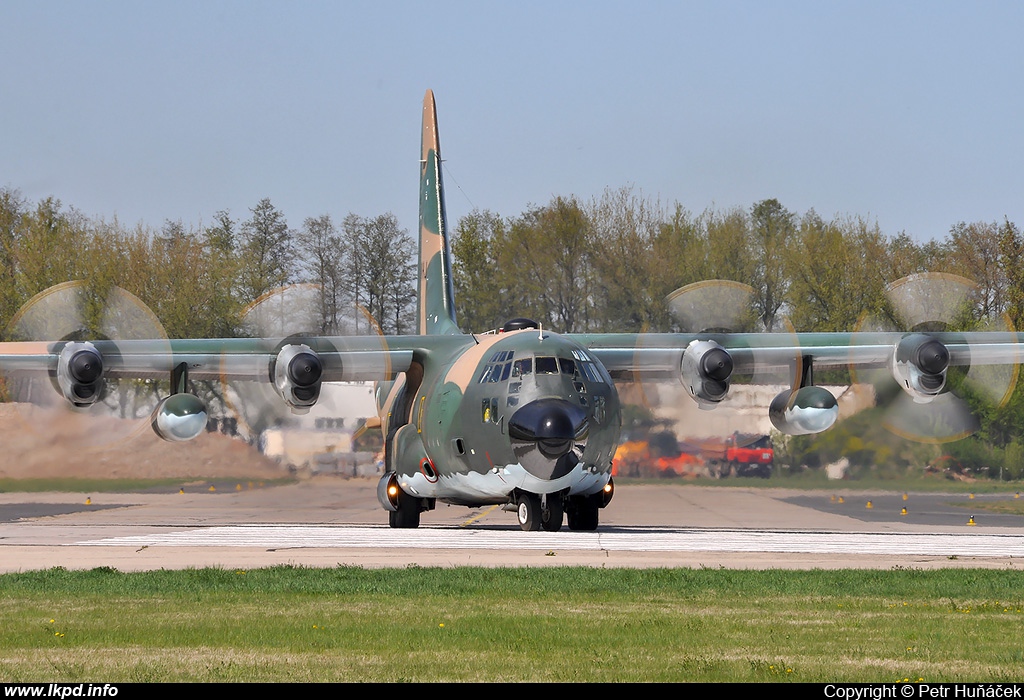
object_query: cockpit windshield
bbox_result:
[535,357,559,374]
[480,350,605,384]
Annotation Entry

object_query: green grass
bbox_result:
[1,566,1023,682]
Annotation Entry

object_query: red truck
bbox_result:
[700,432,774,478]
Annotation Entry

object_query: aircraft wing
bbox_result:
[0,337,414,382]
[573,331,1024,379]
[573,329,1022,441]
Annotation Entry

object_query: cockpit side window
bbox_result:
[558,358,577,376]
[580,362,601,382]
[571,349,606,384]
[478,350,515,383]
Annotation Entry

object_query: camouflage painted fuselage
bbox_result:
[378,328,620,506]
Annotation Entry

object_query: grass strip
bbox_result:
[0,565,1022,682]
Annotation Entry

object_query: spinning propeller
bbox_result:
[634,279,838,447]
[852,272,1019,443]
[225,283,389,439]
[2,281,171,448]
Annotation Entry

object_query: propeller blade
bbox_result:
[852,272,1018,443]
[884,392,979,444]
[2,281,170,449]
[634,280,799,452]
[224,284,388,442]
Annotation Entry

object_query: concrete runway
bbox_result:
[1,478,1023,571]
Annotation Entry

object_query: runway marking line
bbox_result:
[70,525,1024,557]
[460,504,500,527]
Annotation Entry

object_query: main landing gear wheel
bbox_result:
[517,492,542,531]
[566,495,600,531]
[388,487,421,529]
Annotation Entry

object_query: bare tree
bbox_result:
[297,213,344,334]
[237,198,295,303]
[343,213,416,335]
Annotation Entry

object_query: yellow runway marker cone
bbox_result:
[968,516,977,526]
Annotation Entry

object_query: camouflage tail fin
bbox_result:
[418,90,460,336]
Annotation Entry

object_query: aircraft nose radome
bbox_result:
[509,398,586,442]
[509,399,588,478]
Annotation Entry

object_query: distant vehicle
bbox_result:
[612,429,772,479]
[701,432,773,479]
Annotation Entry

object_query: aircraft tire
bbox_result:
[389,488,421,528]
[566,495,599,531]
[541,496,563,532]
[516,492,542,531]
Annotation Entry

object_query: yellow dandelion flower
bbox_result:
[439,623,445,628]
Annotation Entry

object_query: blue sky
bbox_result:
[2,1,1022,241]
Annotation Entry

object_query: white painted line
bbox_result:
[75,525,1024,557]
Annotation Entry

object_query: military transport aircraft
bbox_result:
[1,91,1022,531]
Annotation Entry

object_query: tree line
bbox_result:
[452,187,1024,336]
[4,184,1021,340]
[0,190,416,339]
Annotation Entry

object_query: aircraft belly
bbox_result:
[399,461,610,505]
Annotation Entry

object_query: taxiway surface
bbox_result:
[1,479,1022,571]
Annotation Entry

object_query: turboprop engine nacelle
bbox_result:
[273,343,323,413]
[56,341,104,408]
[892,333,949,404]
[680,339,734,409]
[769,386,839,435]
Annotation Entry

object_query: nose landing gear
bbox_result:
[515,491,564,532]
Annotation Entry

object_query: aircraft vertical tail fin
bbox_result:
[418,90,460,336]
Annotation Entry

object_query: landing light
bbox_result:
[598,478,615,507]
